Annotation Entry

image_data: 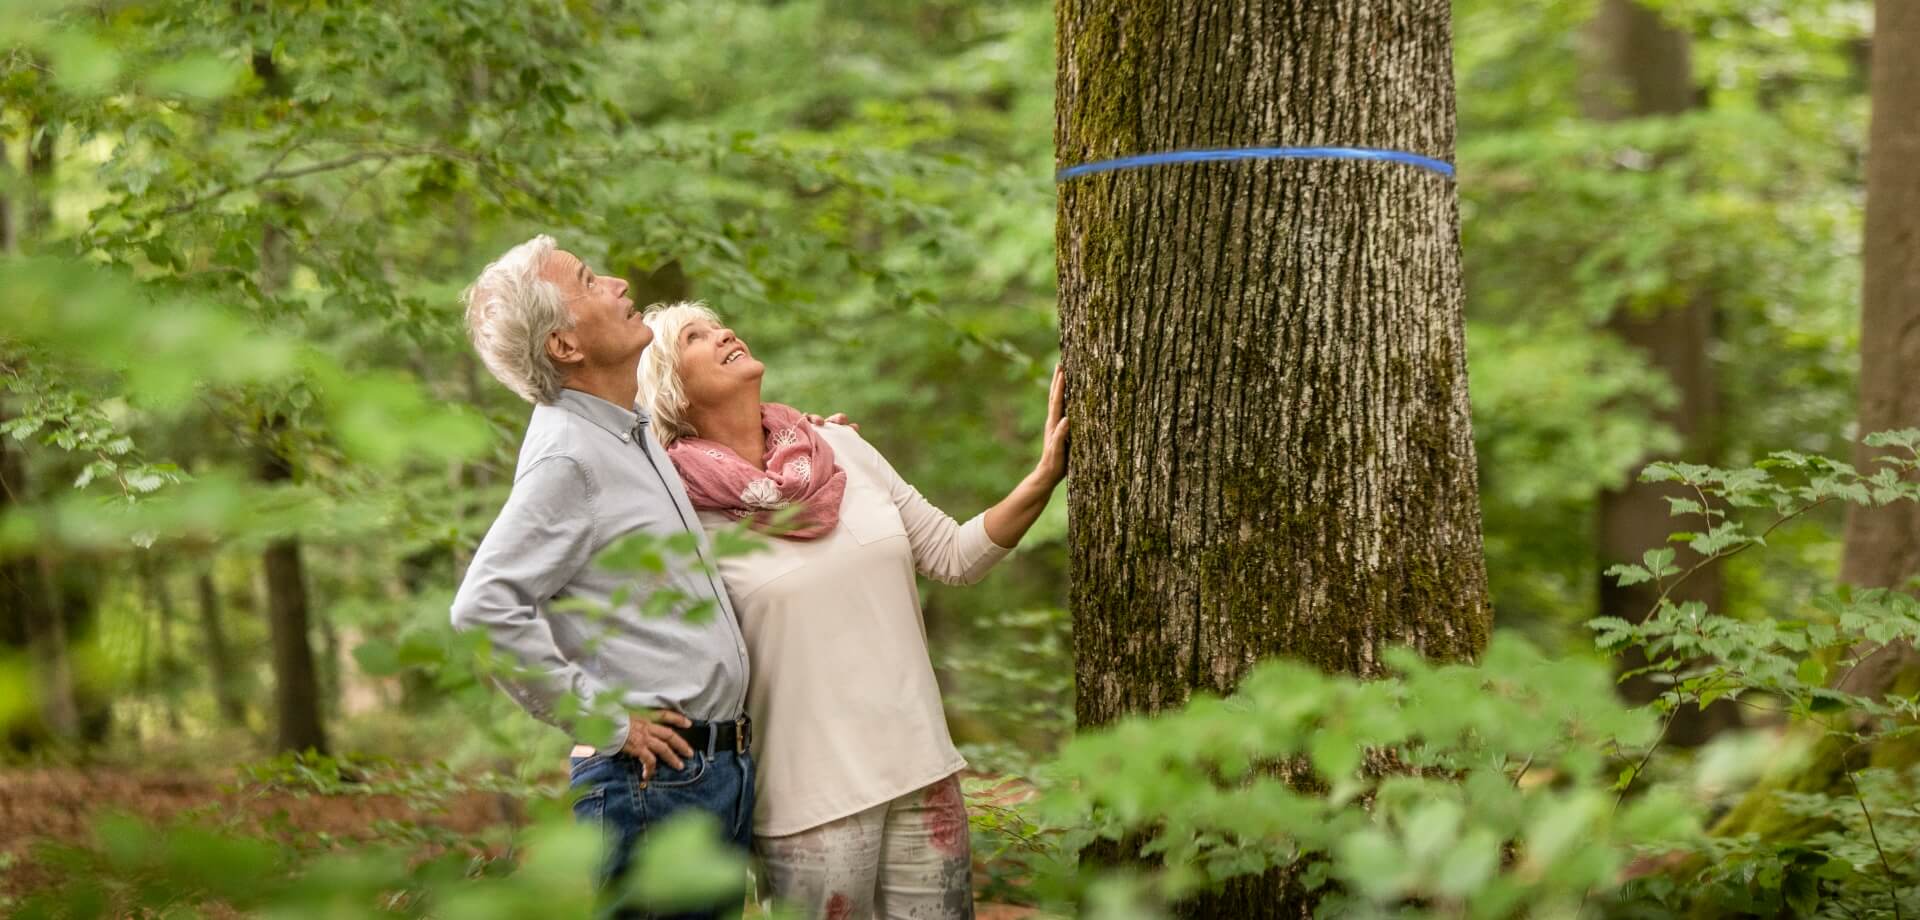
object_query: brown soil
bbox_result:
[0,767,1045,916]
[0,766,517,904]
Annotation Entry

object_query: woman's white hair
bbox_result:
[637,301,722,446]
[463,234,574,404]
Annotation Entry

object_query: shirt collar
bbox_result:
[552,387,650,440]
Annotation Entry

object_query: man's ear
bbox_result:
[546,329,583,368]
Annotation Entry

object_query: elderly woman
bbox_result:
[636,302,1066,920]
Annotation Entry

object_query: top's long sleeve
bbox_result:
[839,429,1012,586]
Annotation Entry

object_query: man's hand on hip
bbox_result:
[621,709,696,778]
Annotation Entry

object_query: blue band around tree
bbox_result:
[1055,146,1456,182]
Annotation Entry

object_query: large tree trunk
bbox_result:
[1581,0,1739,746]
[1056,3,1490,913]
[1838,0,1920,696]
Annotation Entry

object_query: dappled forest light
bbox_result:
[3,0,1918,917]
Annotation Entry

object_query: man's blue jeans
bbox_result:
[569,744,755,920]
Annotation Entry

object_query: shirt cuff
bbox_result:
[962,513,1016,564]
[593,714,631,758]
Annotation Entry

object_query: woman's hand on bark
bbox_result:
[1033,364,1070,488]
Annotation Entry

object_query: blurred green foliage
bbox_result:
[0,0,1904,916]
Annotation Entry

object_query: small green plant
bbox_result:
[956,434,1920,918]
[1589,434,1920,918]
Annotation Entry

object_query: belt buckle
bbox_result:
[734,716,747,755]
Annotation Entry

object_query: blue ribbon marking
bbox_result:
[1056,146,1455,182]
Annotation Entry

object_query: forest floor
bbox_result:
[0,764,1039,918]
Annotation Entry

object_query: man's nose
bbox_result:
[611,277,631,297]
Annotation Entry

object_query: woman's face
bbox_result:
[677,316,765,409]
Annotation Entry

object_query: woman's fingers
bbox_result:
[1048,365,1065,425]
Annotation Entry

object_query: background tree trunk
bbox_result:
[2,115,93,750]
[138,556,183,731]
[1838,0,1920,697]
[29,556,84,743]
[0,409,75,750]
[0,136,14,253]
[252,381,327,753]
[196,566,248,725]
[247,42,327,755]
[1056,2,1490,913]
[259,441,327,754]
[1581,0,1739,746]
[25,115,54,239]
[1711,0,1920,845]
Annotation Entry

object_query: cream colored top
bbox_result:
[695,424,1010,837]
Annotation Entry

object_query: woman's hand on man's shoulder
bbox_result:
[803,411,859,432]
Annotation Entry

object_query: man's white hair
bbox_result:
[463,235,573,404]
[637,301,723,446]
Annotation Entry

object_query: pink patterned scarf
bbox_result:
[665,403,848,540]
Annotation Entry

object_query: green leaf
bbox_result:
[145,53,243,99]
[1605,563,1653,587]
[1795,658,1827,687]
[1433,827,1501,899]
[1642,547,1679,578]
[621,811,749,911]
[46,30,120,94]
[1402,799,1463,868]
[1334,828,1406,901]
[1309,732,1361,783]
[353,639,402,677]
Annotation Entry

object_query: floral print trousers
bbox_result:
[754,774,973,920]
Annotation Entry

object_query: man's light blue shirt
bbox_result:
[452,388,751,755]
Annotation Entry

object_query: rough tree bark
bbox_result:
[1581,0,1738,746]
[1057,3,1490,914]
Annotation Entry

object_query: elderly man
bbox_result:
[454,235,808,918]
